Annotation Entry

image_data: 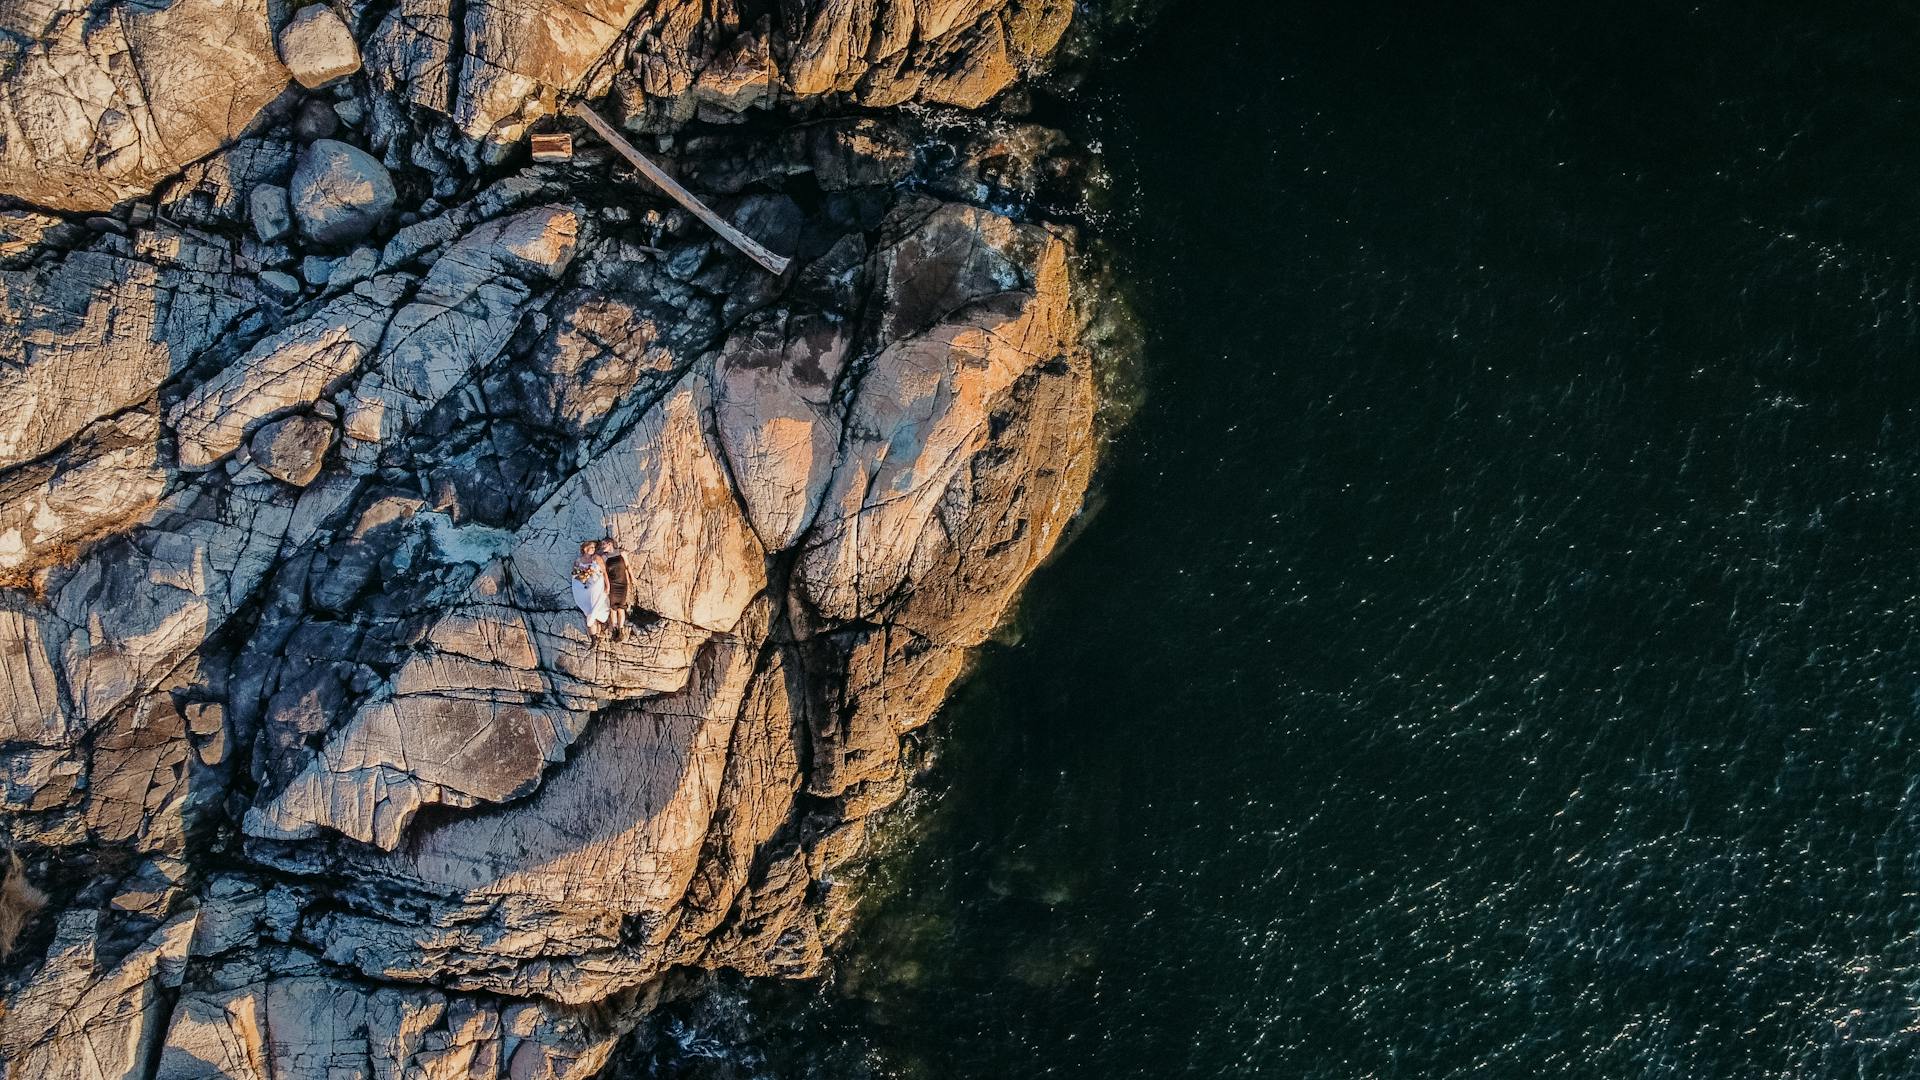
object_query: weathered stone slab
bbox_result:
[0,910,196,1077]
[0,407,167,580]
[0,0,289,212]
[170,276,408,470]
[796,202,1074,621]
[710,309,850,551]
[340,205,580,468]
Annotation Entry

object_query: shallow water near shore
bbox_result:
[632,2,1920,1076]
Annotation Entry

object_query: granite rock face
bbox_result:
[0,1,1103,1076]
[0,0,290,212]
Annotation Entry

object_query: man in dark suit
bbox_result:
[599,538,632,638]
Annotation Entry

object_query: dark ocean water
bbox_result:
[636,3,1920,1076]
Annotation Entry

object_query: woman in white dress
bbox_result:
[570,540,610,638]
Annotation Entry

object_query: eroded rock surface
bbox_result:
[0,0,290,212]
[0,1,1105,1076]
[367,0,1071,150]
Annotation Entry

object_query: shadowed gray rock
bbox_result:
[291,140,398,245]
[251,185,293,243]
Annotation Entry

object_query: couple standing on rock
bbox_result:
[570,539,633,639]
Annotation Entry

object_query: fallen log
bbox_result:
[567,101,792,276]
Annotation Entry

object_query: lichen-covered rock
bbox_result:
[796,201,1076,621]
[453,0,652,145]
[291,140,398,245]
[711,309,850,550]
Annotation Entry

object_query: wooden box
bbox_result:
[530,133,573,162]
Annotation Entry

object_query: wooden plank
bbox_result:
[568,101,792,276]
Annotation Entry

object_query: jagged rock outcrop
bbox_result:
[364,0,1072,150]
[0,0,1104,1076]
[250,416,335,488]
[0,232,265,473]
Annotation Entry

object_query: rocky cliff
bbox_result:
[0,0,1101,1075]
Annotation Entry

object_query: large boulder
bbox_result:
[710,310,850,551]
[0,0,290,211]
[277,4,364,89]
[290,139,397,245]
[249,415,336,487]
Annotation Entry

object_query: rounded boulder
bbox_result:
[290,139,395,245]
